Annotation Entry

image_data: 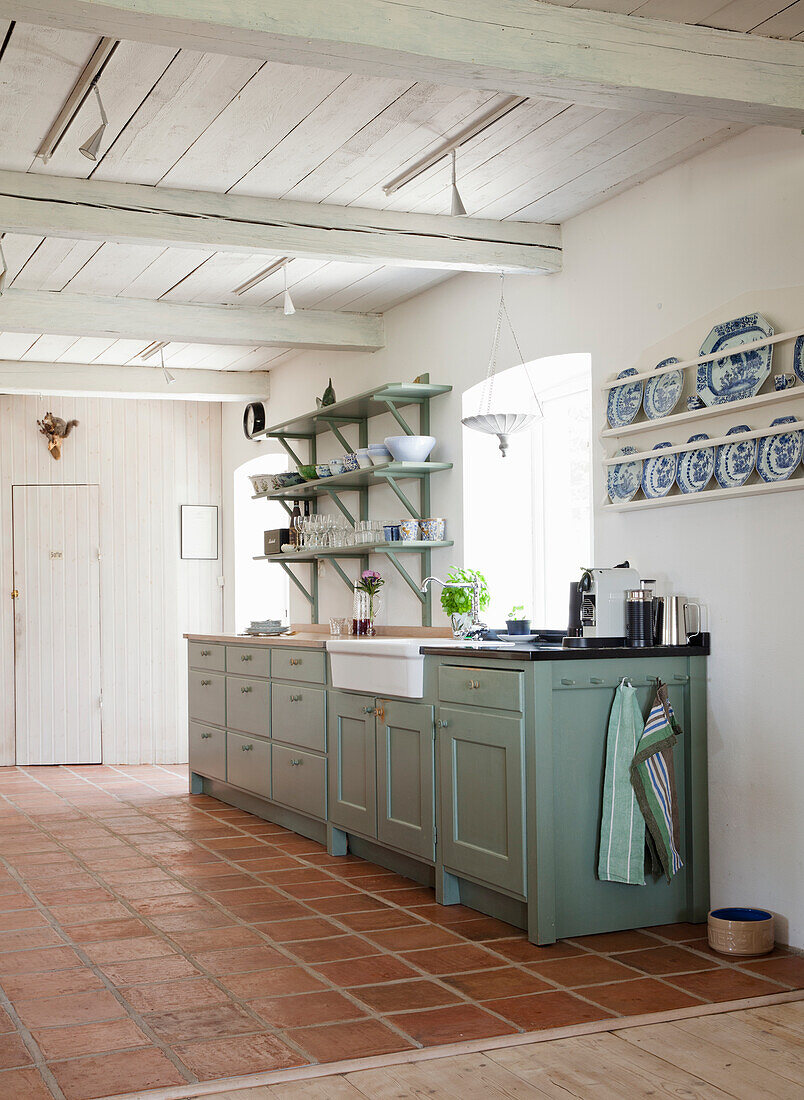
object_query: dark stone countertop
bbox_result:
[420,636,710,661]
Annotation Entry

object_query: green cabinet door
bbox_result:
[376,699,435,862]
[327,690,377,838]
[438,706,525,897]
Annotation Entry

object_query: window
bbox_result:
[233,454,290,632]
[462,354,592,629]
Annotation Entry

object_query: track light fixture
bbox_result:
[140,340,168,361]
[450,149,468,218]
[0,234,7,297]
[35,37,117,163]
[233,257,292,297]
[283,263,296,316]
[160,347,175,385]
[79,85,108,162]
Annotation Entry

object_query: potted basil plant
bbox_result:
[440,568,490,639]
[506,605,531,636]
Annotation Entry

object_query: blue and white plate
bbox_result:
[793,334,804,386]
[714,425,757,488]
[697,314,773,406]
[607,447,642,503]
[757,416,803,482]
[644,357,683,419]
[641,442,678,499]
[607,369,643,429]
[677,434,714,494]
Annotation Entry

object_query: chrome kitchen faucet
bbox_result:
[421,575,487,639]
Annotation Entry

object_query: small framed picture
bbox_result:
[181,505,219,560]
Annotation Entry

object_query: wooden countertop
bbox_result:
[184,632,327,648]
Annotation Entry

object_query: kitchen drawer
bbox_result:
[226,645,270,678]
[227,732,271,799]
[438,664,523,713]
[271,684,326,753]
[188,641,225,672]
[551,660,690,689]
[188,721,226,782]
[272,744,326,820]
[225,676,270,737]
[271,647,326,684]
[188,671,226,726]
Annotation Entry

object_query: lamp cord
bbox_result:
[479,274,542,416]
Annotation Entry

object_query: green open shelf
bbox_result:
[252,461,453,500]
[254,540,453,563]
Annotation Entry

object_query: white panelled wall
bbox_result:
[222,127,804,947]
[0,396,222,765]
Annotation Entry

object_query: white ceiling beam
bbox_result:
[0,360,269,400]
[5,0,803,128]
[0,171,562,274]
[0,290,385,352]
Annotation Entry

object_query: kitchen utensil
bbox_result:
[384,435,436,462]
[315,463,333,478]
[329,458,347,476]
[757,416,803,482]
[626,588,654,647]
[343,452,359,471]
[714,424,756,488]
[607,447,642,503]
[656,595,701,645]
[606,368,643,428]
[356,448,373,468]
[697,313,773,405]
[399,519,420,542]
[641,442,678,499]
[367,443,392,465]
[677,434,714,493]
[687,395,705,411]
[297,464,317,481]
[383,524,400,542]
[420,518,445,541]
[774,373,795,391]
[644,357,683,419]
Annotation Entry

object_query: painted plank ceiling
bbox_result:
[0,17,758,370]
[542,0,804,38]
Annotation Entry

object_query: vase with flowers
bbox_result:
[353,569,385,636]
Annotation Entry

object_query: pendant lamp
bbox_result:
[461,275,543,457]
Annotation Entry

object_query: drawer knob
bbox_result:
[290,658,301,666]
[437,719,449,728]
[200,732,212,740]
[590,677,604,685]
[200,649,211,657]
[674,674,689,682]
[290,758,302,766]
[362,705,374,714]
[466,679,480,690]
[241,744,253,752]
[241,654,252,662]
[561,678,575,686]
[241,686,252,694]
[289,694,302,703]
[374,706,385,720]
[200,679,211,687]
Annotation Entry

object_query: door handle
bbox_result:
[362,705,374,714]
[200,679,211,687]
[200,732,212,739]
[241,744,254,751]
[241,686,252,694]
[241,654,252,662]
[200,649,211,656]
[374,706,385,720]
[437,719,449,728]
[290,758,302,766]
[289,658,302,666]
[11,590,19,600]
[289,694,302,703]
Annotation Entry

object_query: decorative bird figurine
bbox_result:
[321,378,336,407]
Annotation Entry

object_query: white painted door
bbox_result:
[13,485,102,764]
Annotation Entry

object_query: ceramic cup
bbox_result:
[420,518,446,542]
[383,524,401,542]
[329,458,347,476]
[687,394,705,411]
[367,443,392,465]
[356,448,373,469]
[399,519,420,542]
[774,373,796,391]
[343,452,359,471]
[315,463,333,478]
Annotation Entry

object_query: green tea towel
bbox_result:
[630,684,684,883]
[598,681,646,885]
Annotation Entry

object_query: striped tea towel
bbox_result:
[630,684,684,882]
[598,681,646,885]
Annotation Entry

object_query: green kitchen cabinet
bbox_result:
[376,699,435,862]
[327,690,378,838]
[437,705,526,898]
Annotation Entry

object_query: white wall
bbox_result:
[223,126,804,944]
[1,396,223,765]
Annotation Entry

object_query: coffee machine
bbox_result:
[567,562,640,645]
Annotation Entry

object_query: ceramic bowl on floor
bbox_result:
[384,435,436,463]
[708,907,774,956]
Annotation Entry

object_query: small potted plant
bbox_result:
[506,605,531,636]
[440,568,490,638]
[355,569,385,635]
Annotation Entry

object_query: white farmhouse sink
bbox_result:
[326,637,506,700]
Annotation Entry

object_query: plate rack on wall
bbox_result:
[602,326,804,511]
[249,376,453,624]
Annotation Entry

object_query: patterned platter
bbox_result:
[714,425,757,488]
[641,442,678,499]
[677,434,714,494]
[793,335,804,385]
[607,446,643,503]
[644,357,683,420]
[697,314,773,406]
[607,369,643,429]
[756,416,803,483]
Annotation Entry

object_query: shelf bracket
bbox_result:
[318,418,354,454]
[272,435,305,467]
[328,558,356,592]
[384,552,426,603]
[277,499,293,519]
[279,562,315,606]
[381,400,415,437]
[380,475,422,520]
[323,488,355,526]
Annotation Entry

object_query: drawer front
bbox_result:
[271,648,326,684]
[188,722,226,781]
[225,676,270,737]
[551,658,690,689]
[226,645,270,678]
[188,671,225,726]
[227,732,271,799]
[188,642,225,672]
[272,744,326,820]
[271,685,326,753]
[438,664,523,712]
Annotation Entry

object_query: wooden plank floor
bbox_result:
[205,1000,804,1099]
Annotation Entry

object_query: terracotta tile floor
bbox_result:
[0,765,799,1100]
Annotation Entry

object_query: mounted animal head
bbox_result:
[37,412,79,461]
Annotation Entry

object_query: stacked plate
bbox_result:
[245,619,287,636]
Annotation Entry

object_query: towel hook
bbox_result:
[618,676,632,688]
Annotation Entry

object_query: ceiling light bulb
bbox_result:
[283,264,296,316]
[160,348,175,385]
[79,85,108,161]
[450,150,468,218]
[0,235,7,296]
